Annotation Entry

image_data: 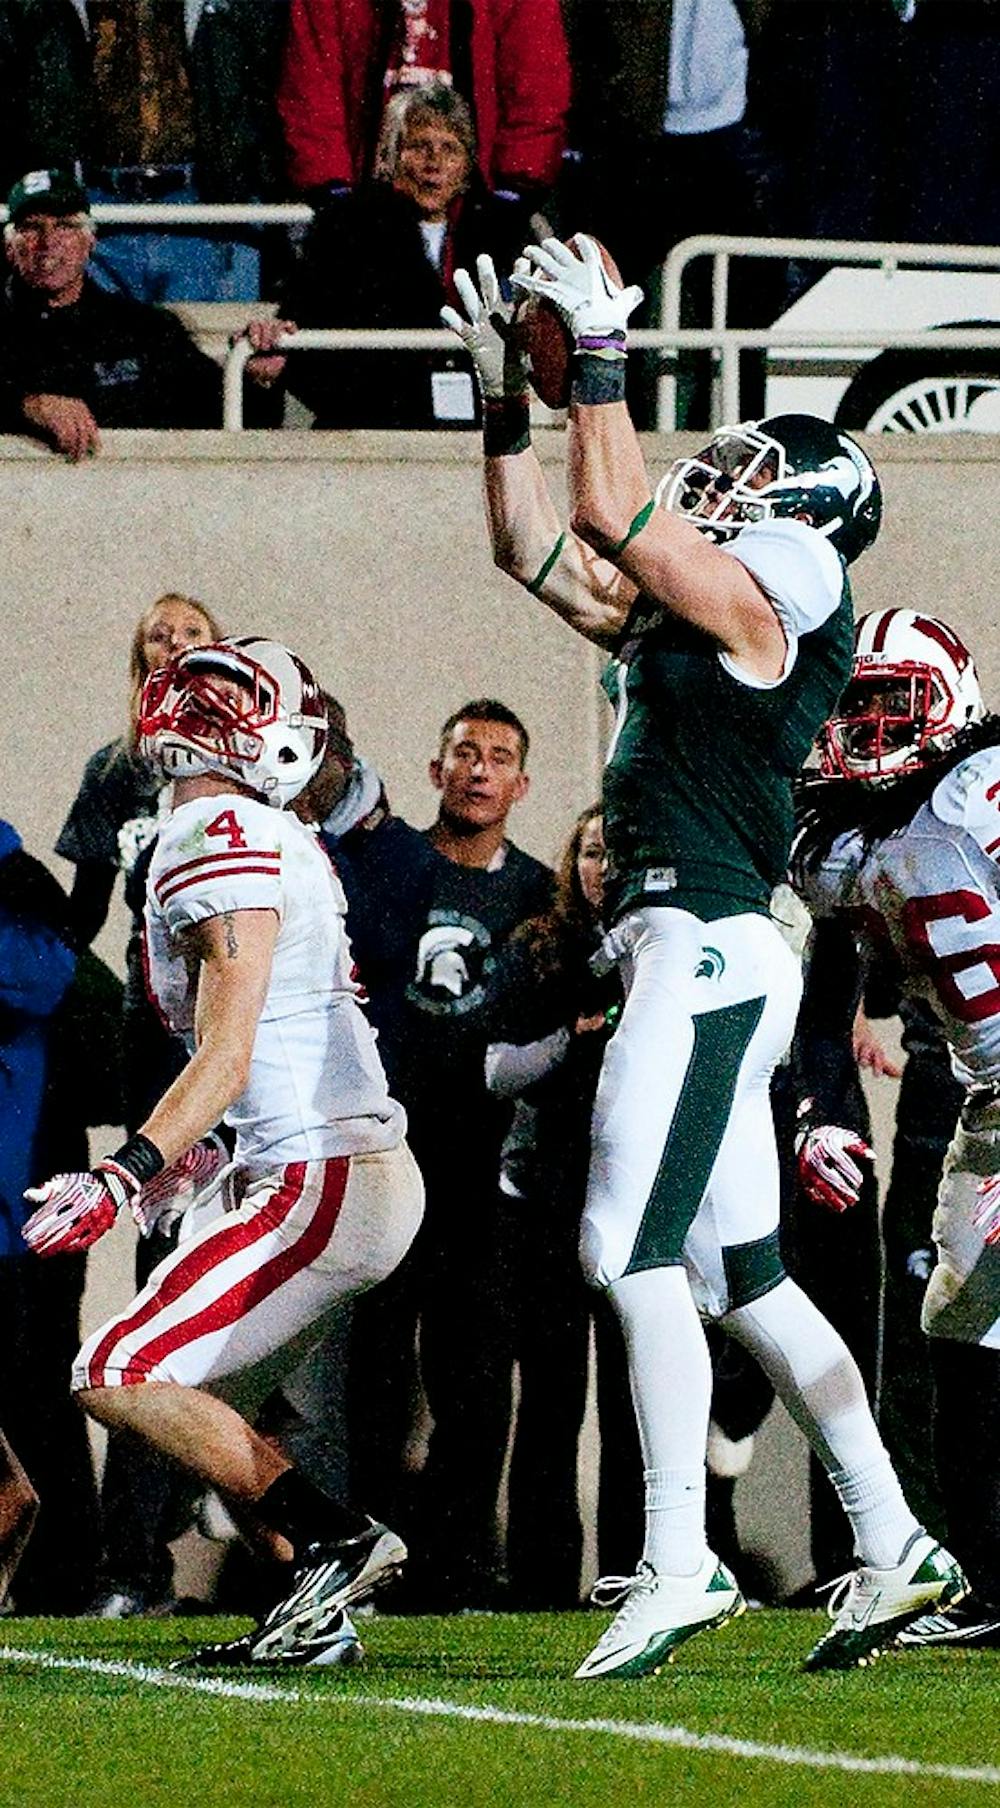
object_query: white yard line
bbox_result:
[2,1645,998,1787]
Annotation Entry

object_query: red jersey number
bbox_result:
[904,889,1000,1024]
[204,809,248,852]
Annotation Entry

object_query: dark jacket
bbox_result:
[279,177,532,428]
[0,0,288,199]
[485,929,618,1213]
[563,0,775,153]
[0,822,77,1256]
[0,273,278,432]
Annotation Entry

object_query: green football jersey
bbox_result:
[600,572,854,924]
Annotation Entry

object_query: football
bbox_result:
[514,235,624,411]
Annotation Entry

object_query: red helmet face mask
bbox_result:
[820,609,985,782]
[141,663,272,763]
[139,638,327,808]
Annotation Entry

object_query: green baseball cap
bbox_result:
[6,168,90,225]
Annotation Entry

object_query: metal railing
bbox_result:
[658,234,1000,428]
[223,321,1000,430]
[10,204,1000,433]
[222,228,1000,430]
[0,202,314,227]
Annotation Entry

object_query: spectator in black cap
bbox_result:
[0,167,282,459]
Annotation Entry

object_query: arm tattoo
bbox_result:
[222,913,239,958]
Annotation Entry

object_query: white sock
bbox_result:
[724,1277,920,1570]
[609,1267,712,1577]
[642,1465,708,1577]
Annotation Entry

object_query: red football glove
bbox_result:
[796,1125,874,1214]
[131,1133,229,1238]
[22,1160,141,1256]
[973,1173,1000,1247]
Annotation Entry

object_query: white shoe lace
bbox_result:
[588,1562,658,1625]
[819,1566,878,1624]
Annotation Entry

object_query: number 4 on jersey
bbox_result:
[205,808,248,852]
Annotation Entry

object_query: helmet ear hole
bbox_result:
[752,413,882,564]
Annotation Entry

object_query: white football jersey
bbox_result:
[144,793,405,1170]
[805,747,1000,1085]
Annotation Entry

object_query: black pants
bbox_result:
[0,1255,100,1612]
[494,1196,592,1609]
[559,123,788,428]
[348,1150,514,1609]
[931,1340,1000,1606]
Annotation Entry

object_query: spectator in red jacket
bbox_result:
[277,0,569,210]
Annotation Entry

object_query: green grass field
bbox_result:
[2,1610,998,1808]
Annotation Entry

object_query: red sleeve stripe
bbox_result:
[154,846,281,899]
[158,862,281,905]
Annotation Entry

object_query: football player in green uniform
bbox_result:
[443,237,965,1674]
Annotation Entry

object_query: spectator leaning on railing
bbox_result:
[0,168,282,460]
[244,84,534,430]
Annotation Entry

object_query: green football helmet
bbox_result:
[660,412,882,566]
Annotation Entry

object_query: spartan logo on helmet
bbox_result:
[659,412,882,566]
[406,912,496,1016]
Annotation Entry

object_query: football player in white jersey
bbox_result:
[443,236,964,1676]
[795,607,1000,1648]
[22,637,424,1667]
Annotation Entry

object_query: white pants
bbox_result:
[580,907,801,1316]
[74,1143,424,1415]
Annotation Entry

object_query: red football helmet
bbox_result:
[820,608,984,781]
[138,637,328,808]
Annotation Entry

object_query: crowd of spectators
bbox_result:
[1,2,999,441]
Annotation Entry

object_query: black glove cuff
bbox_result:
[483,396,531,457]
[109,1133,165,1186]
[572,350,627,407]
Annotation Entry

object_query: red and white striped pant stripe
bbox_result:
[74,1145,423,1395]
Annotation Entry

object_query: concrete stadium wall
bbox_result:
[5,427,999,1600]
[6,429,1000,878]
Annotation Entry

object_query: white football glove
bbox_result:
[23,1161,140,1256]
[131,1132,231,1239]
[973,1172,1000,1247]
[440,253,530,400]
[511,235,644,344]
[796,1124,874,1214]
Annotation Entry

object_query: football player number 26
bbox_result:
[905,889,1000,1023]
[205,809,248,851]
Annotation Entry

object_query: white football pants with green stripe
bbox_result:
[580,905,800,1313]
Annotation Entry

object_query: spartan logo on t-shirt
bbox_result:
[407,910,495,1016]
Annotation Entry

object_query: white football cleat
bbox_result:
[574,1552,745,1679]
[804,1531,968,1671]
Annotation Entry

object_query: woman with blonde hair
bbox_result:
[483,805,622,1607]
[57,592,222,946]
